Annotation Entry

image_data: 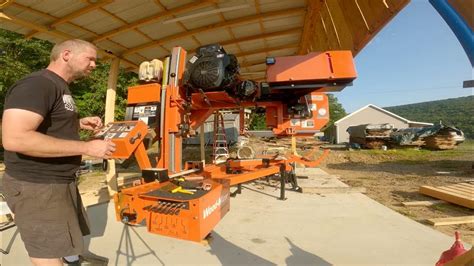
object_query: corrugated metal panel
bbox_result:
[71,10,118,34]
[109,31,150,49]
[162,37,197,51]
[55,23,95,40]
[231,23,262,39]
[194,29,232,46]
[95,40,128,55]
[179,10,222,30]
[160,0,195,10]
[138,22,183,40]
[137,46,170,61]
[259,0,305,13]
[104,0,161,23]
[19,0,84,17]
[0,0,410,75]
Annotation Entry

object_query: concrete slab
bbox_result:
[1,168,469,265]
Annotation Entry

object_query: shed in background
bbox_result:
[325,104,432,144]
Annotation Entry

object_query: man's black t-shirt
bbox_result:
[4,69,81,183]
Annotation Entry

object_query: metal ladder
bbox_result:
[212,111,229,163]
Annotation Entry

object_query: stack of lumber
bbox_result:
[419,182,474,209]
[347,123,393,149]
[423,129,458,150]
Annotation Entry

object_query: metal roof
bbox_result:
[334,104,433,126]
[0,0,409,80]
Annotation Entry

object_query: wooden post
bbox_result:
[291,135,297,155]
[105,58,120,195]
[200,125,205,164]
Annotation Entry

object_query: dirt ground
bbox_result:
[76,138,473,246]
[317,143,474,245]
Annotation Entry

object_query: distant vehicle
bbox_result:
[451,131,465,144]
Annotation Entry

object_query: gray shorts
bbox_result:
[2,173,90,258]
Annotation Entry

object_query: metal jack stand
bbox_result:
[116,224,164,265]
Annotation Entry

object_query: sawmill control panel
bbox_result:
[94,120,148,159]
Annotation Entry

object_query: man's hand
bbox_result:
[80,116,103,132]
[84,139,116,159]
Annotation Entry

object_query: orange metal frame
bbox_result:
[103,46,355,242]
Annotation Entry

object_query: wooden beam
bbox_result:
[420,185,474,209]
[402,200,444,207]
[122,7,305,56]
[14,3,140,64]
[254,0,269,55]
[240,59,266,68]
[0,0,14,9]
[93,0,214,43]
[24,0,113,38]
[0,13,138,69]
[12,2,100,39]
[0,11,11,20]
[220,27,301,47]
[298,0,323,54]
[427,216,474,226]
[153,0,202,48]
[213,2,244,54]
[51,0,113,28]
[104,58,120,195]
[324,0,341,48]
[234,43,299,58]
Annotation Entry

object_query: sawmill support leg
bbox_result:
[279,164,287,201]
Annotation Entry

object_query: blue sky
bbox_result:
[335,0,473,113]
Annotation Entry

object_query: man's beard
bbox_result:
[71,69,91,80]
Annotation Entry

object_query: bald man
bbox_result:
[2,39,115,266]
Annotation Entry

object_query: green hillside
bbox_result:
[385,96,474,139]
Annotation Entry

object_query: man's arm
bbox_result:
[2,109,115,158]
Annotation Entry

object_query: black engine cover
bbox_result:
[186,44,238,91]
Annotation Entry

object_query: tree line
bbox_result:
[0,29,137,122]
[385,96,474,139]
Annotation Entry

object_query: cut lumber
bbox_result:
[427,216,474,226]
[302,187,366,194]
[419,183,474,209]
[80,188,112,207]
[402,200,444,207]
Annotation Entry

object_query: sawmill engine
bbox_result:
[185,44,257,100]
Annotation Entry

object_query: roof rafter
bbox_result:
[12,2,98,39]
[9,2,146,62]
[219,27,301,47]
[254,0,269,56]
[152,0,200,50]
[234,43,299,58]
[122,7,305,56]
[50,0,113,28]
[212,2,244,54]
[24,0,113,39]
[0,13,138,69]
[298,0,324,55]
[0,0,14,9]
[93,0,214,43]
[240,59,266,68]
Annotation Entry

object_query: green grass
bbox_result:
[361,140,473,163]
